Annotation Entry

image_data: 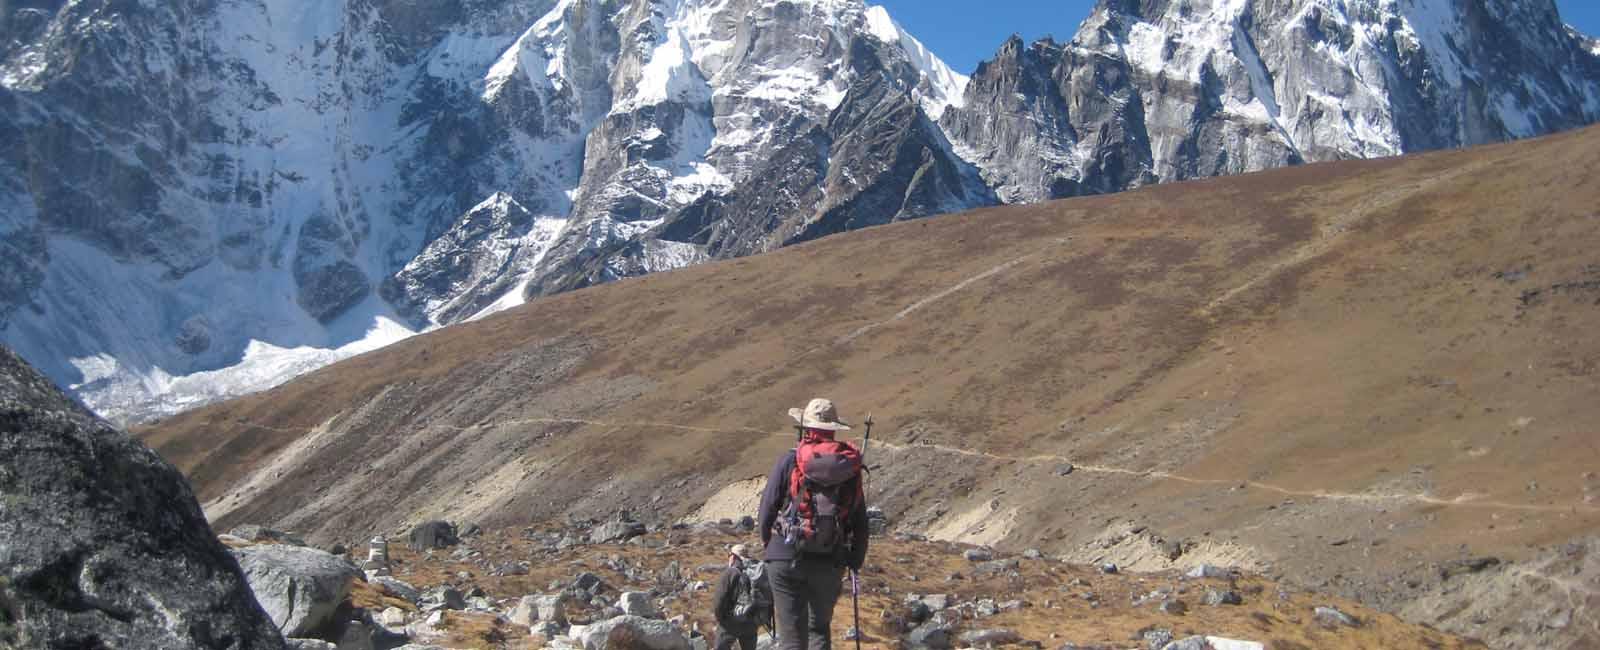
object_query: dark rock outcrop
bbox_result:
[407,520,459,551]
[0,345,284,648]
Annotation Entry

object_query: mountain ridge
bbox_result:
[3,0,1598,422]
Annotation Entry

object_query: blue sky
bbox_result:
[874,0,1600,76]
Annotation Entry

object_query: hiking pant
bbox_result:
[767,557,845,650]
[715,627,757,650]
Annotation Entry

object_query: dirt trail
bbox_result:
[221,413,1597,517]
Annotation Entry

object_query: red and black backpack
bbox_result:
[778,435,863,555]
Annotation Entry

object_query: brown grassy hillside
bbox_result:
[143,125,1600,646]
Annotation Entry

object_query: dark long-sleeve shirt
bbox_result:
[757,449,869,569]
[712,563,756,633]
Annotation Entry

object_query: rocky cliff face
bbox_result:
[942,0,1600,202]
[0,344,284,648]
[1,0,1597,421]
[0,0,976,421]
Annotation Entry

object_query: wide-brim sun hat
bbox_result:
[787,397,852,431]
[730,544,751,559]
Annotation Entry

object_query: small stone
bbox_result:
[379,607,406,627]
[1203,589,1243,606]
[959,628,1022,647]
[973,559,1021,576]
[1100,563,1119,574]
[1439,557,1501,580]
[1141,628,1173,650]
[975,599,999,617]
[1158,599,1187,615]
[963,548,995,562]
[574,572,609,593]
[1184,564,1229,580]
[1313,606,1360,628]
[1022,548,1043,560]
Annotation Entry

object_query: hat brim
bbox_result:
[787,407,852,431]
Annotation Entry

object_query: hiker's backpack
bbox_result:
[778,437,863,555]
[733,561,773,627]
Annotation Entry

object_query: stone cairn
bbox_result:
[365,535,391,577]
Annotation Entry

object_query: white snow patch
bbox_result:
[865,5,969,116]
[70,316,415,422]
[618,28,711,111]
[430,32,518,86]
[1125,22,1169,76]
[638,239,707,273]
[1394,0,1466,86]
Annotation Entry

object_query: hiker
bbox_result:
[758,398,870,650]
[713,544,770,650]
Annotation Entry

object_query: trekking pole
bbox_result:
[850,569,862,650]
[861,413,872,457]
[852,413,870,650]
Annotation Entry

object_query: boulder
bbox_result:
[962,548,994,562]
[1313,605,1360,628]
[1142,628,1174,650]
[1184,565,1230,580]
[408,520,458,551]
[621,591,662,618]
[422,586,466,611]
[286,640,338,650]
[372,575,421,603]
[974,598,999,617]
[905,599,933,623]
[0,346,285,649]
[509,593,568,627]
[1203,589,1242,606]
[907,620,954,649]
[380,607,408,628]
[534,620,569,638]
[574,571,610,594]
[233,544,363,637]
[579,615,691,650]
[960,628,1022,647]
[1159,637,1265,650]
[590,517,648,544]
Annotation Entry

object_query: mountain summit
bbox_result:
[2,0,1597,420]
[942,0,1600,202]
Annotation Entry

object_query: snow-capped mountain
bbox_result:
[0,0,1596,422]
[0,0,981,421]
[941,0,1600,202]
